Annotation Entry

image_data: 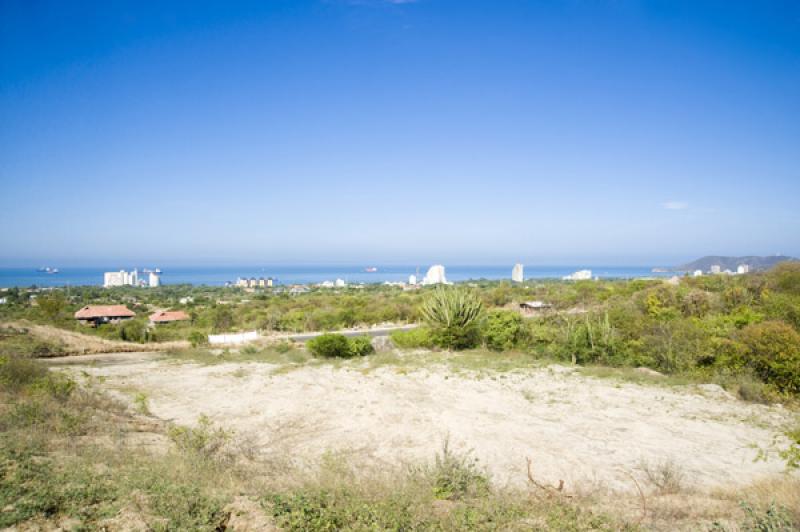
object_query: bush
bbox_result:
[421,288,484,350]
[392,327,430,348]
[390,327,434,349]
[307,334,354,358]
[119,320,147,343]
[349,336,375,357]
[738,321,800,394]
[483,310,523,351]
[188,330,207,347]
[770,262,800,296]
[0,355,48,390]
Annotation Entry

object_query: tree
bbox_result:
[421,287,483,350]
[211,305,234,333]
[739,321,800,394]
[37,291,66,321]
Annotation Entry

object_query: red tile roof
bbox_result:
[149,310,190,323]
[74,305,135,319]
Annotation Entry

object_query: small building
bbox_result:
[710,265,721,274]
[149,310,190,324]
[74,305,135,326]
[519,301,552,314]
[737,264,750,275]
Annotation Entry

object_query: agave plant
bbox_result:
[421,287,484,349]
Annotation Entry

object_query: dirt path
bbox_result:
[53,354,797,493]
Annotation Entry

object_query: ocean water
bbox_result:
[0,265,675,288]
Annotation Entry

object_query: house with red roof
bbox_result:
[149,310,190,324]
[74,305,135,326]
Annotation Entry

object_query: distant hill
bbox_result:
[678,255,798,272]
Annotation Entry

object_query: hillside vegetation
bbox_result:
[3,263,800,401]
[2,264,800,529]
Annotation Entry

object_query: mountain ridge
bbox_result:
[677,255,798,272]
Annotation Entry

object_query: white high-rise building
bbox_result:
[103,270,128,288]
[422,264,448,285]
[511,263,524,283]
[148,271,161,287]
[737,264,750,275]
[408,274,417,285]
[693,270,703,277]
[334,278,346,287]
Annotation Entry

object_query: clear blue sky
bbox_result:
[1,0,798,266]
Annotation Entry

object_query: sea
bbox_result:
[0,265,676,288]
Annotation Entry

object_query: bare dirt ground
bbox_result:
[50,352,797,494]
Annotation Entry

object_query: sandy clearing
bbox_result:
[54,353,797,493]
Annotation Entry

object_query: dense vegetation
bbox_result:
[2,263,800,400]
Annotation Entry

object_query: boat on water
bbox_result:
[37,267,59,274]
[364,267,378,273]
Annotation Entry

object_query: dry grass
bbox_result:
[3,319,189,355]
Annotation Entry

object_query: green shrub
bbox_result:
[770,261,800,296]
[188,330,208,347]
[390,327,434,349]
[273,340,293,353]
[119,320,147,343]
[168,414,232,463]
[738,321,800,394]
[425,441,489,500]
[307,333,354,358]
[780,426,800,470]
[348,336,374,357]
[0,355,48,390]
[421,287,484,350]
[483,310,524,351]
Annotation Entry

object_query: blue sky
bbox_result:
[1,0,799,266]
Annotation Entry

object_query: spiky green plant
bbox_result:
[420,287,484,350]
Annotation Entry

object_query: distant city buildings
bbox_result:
[707,264,750,276]
[236,277,273,289]
[104,268,161,288]
[408,274,417,285]
[562,269,592,281]
[422,264,449,285]
[693,270,703,277]
[511,263,524,283]
[104,269,139,287]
